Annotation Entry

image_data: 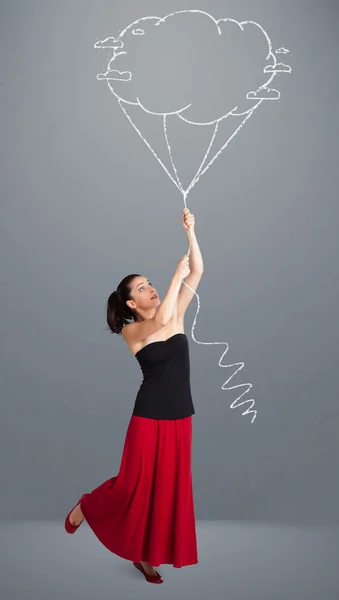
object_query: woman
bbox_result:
[64,208,204,584]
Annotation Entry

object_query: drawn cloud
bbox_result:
[276,47,289,54]
[247,87,280,100]
[264,62,291,74]
[94,36,123,49]
[97,70,132,81]
[96,11,291,124]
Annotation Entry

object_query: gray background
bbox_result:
[1,1,339,598]
[0,0,339,600]
[1,0,338,524]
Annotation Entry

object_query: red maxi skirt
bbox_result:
[80,414,198,568]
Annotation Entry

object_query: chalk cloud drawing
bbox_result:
[94,36,124,49]
[94,10,292,423]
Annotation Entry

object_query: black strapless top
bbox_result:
[132,333,195,420]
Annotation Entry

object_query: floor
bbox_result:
[1,520,338,600]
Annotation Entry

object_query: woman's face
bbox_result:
[130,276,160,311]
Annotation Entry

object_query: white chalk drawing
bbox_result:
[94,36,124,49]
[94,10,292,423]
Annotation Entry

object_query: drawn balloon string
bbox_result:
[94,9,292,423]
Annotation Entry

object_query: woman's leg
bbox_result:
[69,502,84,526]
[139,561,159,576]
[69,503,158,575]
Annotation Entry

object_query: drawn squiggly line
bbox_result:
[182,214,257,424]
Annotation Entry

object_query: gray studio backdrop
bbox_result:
[1,0,338,525]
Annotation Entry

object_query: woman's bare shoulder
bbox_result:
[121,323,133,341]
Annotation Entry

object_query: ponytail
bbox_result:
[106,274,140,334]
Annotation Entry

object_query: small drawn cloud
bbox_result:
[132,28,145,35]
[276,47,289,54]
[264,62,291,74]
[94,36,124,49]
[247,87,280,100]
[97,70,131,81]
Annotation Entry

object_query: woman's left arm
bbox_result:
[187,229,204,274]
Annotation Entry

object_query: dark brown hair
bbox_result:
[106,274,141,335]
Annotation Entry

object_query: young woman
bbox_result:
[64,208,204,584]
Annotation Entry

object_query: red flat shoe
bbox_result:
[133,561,163,584]
[64,495,85,534]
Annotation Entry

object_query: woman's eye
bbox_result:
[140,283,152,291]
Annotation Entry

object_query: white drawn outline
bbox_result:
[94,36,124,49]
[264,62,291,74]
[94,10,292,424]
[97,70,131,82]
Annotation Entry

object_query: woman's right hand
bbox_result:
[175,255,190,280]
